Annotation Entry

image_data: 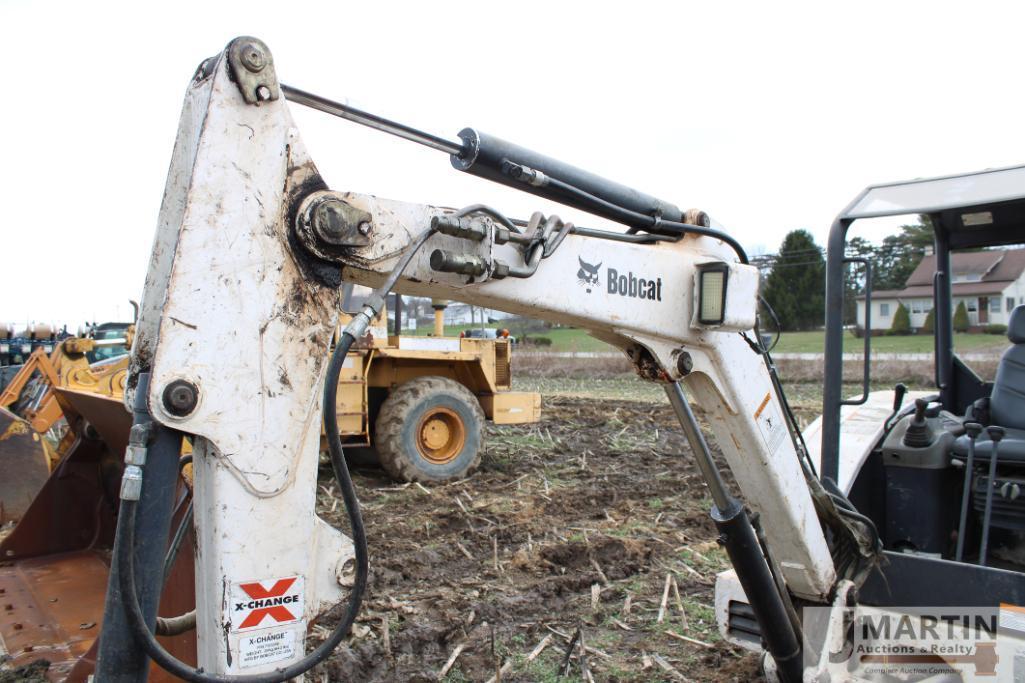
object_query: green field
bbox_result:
[412,321,1008,356]
[771,330,1009,355]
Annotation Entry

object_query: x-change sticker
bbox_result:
[229,575,304,632]
[238,628,300,668]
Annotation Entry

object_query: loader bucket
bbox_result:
[0,406,52,524]
[0,388,196,680]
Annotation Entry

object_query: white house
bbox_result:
[856,247,1025,331]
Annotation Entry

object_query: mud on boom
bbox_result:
[80,37,891,681]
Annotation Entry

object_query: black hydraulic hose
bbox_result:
[115,223,439,681]
[758,294,782,354]
[117,335,366,683]
[506,168,749,264]
[751,294,815,479]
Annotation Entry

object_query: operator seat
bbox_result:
[952,305,1025,461]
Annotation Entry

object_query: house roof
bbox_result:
[857,247,1025,299]
[905,251,1004,285]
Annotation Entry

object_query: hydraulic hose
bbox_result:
[115,225,439,681]
[504,164,749,264]
[117,335,365,683]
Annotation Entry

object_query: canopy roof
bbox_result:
[842,164,1025,220]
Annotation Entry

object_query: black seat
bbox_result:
[952,305,1025,462]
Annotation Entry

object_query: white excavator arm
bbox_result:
[99,37,877,682]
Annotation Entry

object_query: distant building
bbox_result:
[856,248,1025,331]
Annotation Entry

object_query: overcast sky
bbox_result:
[2,1,1023,326]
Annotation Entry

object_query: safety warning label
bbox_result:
[754,392,787,455]
[238,628,299,668]
[229,575,304,632]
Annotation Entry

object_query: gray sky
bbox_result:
[2,0,1023,326]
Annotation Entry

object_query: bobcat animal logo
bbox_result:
[577,257,602,293]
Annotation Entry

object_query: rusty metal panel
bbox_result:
[0,550,109,680]
[0,437,118,562]
[0,407,50,523]
[53,388,132,461]
[0,491,198,682]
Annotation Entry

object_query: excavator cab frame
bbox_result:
[819,165,1025,603]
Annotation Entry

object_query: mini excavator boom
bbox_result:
[92,37,880,682]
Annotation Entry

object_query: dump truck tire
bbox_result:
[376,376,484,482]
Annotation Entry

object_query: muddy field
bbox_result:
[311,394,765,682]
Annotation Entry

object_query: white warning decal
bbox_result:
[229,575,304,632]
[754,392,787,455]
[239,628,299,668]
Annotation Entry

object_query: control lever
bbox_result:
[884,383,908,430]
[955,422,983,562]
[979,426,1005,566]
[892,384,908,413]
[902,398,934,448]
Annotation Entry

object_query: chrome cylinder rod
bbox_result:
[664,381,732,511]
[281,84,464,156]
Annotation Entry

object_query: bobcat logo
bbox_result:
[577,257,602,293]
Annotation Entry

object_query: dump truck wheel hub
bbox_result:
[416,408,465,464]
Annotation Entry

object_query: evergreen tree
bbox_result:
[890,303,911,335]
[762,230,825,331]
[953,301,970,332]
[921,308,935,334]
[873,218,934,290]
[843,236,875,325]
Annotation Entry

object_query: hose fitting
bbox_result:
[120,465,144,501]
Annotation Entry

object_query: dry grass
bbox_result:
[774,357,998,385]
[514,353,633,379]
[514,353,996,385]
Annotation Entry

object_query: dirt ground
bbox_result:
[311,394,765,682]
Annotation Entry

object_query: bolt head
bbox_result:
[162,380,199,417]
[313,200,350,241]
[676,351,694,376]
[358,221,372,236]
[256,85,272,102]
[239,42,267,72]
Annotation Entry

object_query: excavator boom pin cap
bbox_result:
[162,379,199,417]
[238,41,268,72]
[305,195,373,250]
[676,351,693,376]
[226,36,279,104]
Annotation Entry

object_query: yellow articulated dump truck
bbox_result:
[332,294,540,481]
[0,300,537,524]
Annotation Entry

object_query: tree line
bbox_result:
[758,218,932,331]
